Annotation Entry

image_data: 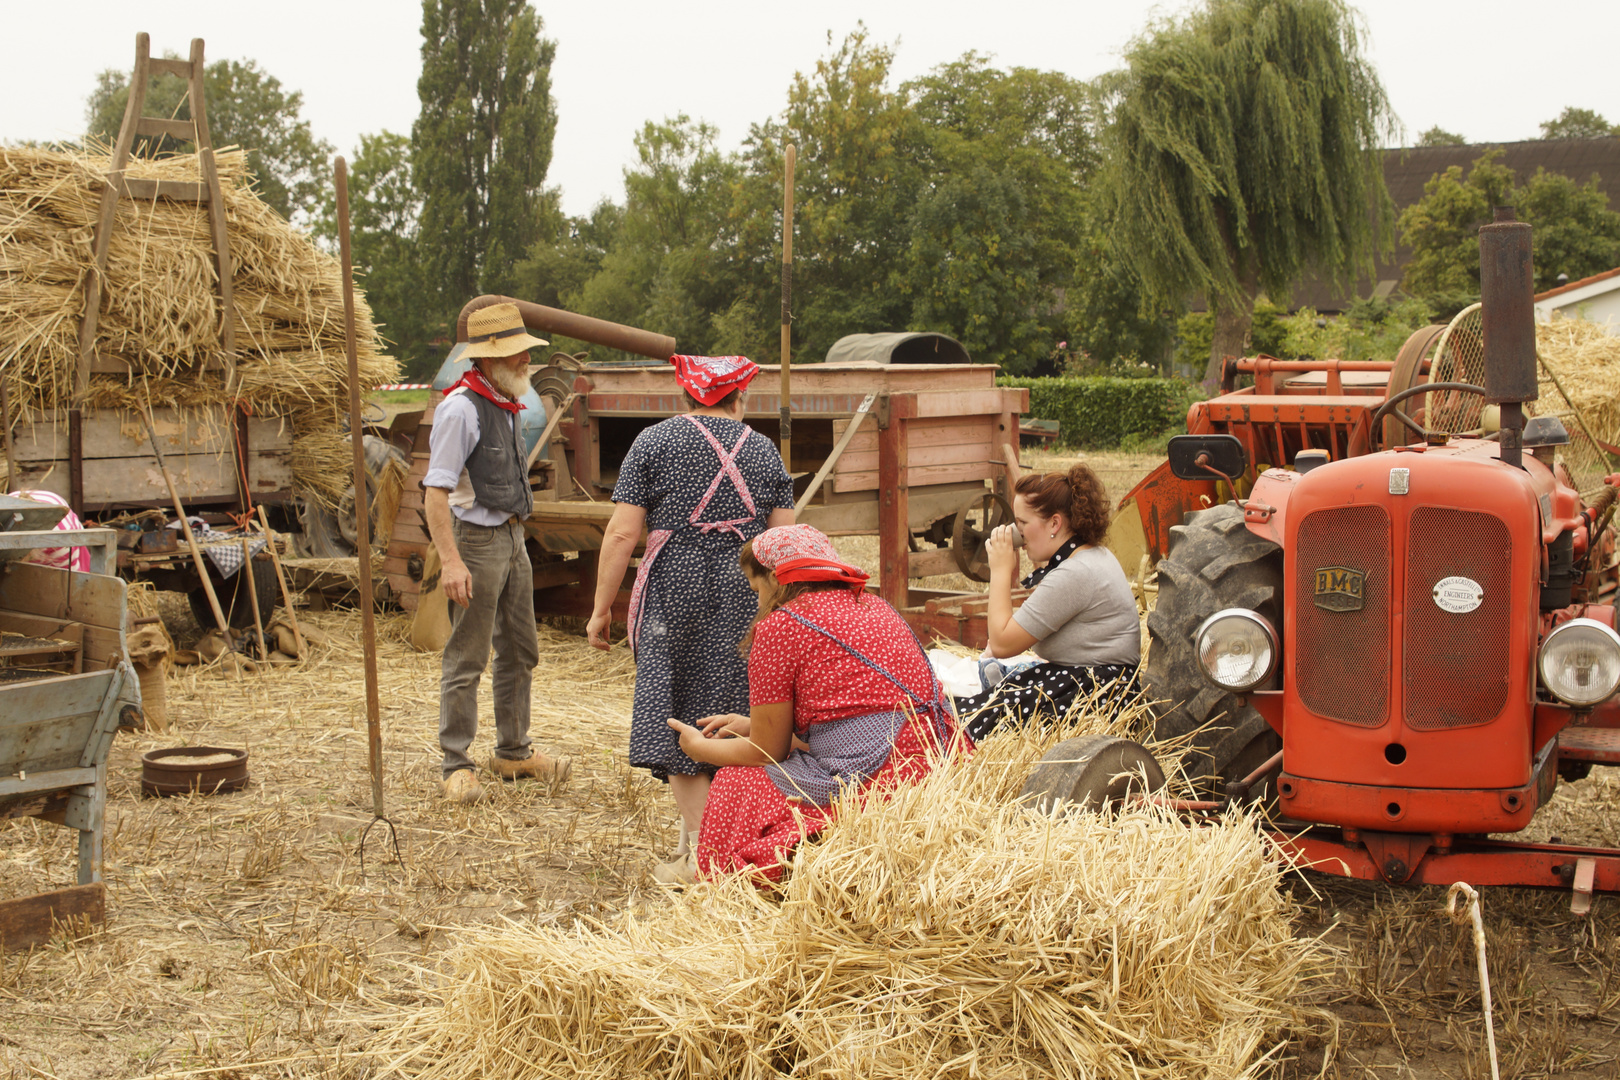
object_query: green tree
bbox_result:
[1399,150,1620,295]
[413,0,557,303]
[901,57,1100,372]
[1106,0,1397,383]
[730,29,924,364]
[1540,107,1618,140]
[1515,168,1620,286]
[85,57,333,222]
[1417,125,1466,146]
[317,132,443,380]
[1397,150,1515,296]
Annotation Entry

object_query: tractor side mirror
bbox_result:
[1168,435,1247,483]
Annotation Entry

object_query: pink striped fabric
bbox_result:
[6,490,90,572]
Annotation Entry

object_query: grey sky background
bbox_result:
[0,0,1614,219]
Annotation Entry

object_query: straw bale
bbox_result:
[1537,317,1620,442]
[371,717,1329,1080]
[0,144,398,507]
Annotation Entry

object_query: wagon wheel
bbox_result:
[951,493,1012,581]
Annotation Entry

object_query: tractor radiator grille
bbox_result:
[1295,505,1391,726]
[1404,507,1512,729]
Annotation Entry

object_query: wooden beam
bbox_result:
[148,58,193,79]
[0,884,105,954]
[133,117,196,142]
[117,177,207,202]
[878,410,910,609]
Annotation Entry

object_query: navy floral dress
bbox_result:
[612,415,793,780]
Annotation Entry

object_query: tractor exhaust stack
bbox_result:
[1479,206,1537,470]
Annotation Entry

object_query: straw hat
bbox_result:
[463,303,549,359]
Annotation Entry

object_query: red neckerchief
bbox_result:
[448,367,526,412]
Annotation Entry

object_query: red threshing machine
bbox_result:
[1032,210,1619,912]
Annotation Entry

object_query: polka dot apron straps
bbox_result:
[626,417,761,657]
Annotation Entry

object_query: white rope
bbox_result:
[1446,881,1500,1080]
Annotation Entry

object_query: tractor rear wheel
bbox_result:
[1144,503,1283,796]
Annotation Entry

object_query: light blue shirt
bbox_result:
[422,389,517,526]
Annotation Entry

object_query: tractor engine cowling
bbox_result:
[1270,440,1573,835]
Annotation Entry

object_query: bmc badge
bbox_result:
[1314,566,1365,612]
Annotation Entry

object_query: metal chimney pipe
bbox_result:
[1479,206,1537,470]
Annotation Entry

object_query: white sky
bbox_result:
[0,0,1614,219]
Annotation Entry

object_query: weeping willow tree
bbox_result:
[1107,0,1397,383]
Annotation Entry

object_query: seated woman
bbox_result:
[952,462,1140,741]
[662,524,959,885]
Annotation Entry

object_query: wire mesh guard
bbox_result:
[1430,304,1614,499]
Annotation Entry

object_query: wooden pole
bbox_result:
[256,505,305,658]
[140,405,234,649]
[336,157,385,820]
[779,143,796,471]
[239,536,267,661]
[0,370,16,487]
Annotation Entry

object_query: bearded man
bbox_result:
[423,302,571,804]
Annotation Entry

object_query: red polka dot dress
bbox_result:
[696,589,961,883]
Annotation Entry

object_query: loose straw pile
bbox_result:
[1537,316,1620,440]
[0,145,398,507]
[370,712,1328,1080]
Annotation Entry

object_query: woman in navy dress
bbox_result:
[587,354,794,877]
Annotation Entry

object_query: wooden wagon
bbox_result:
[381,304,1028,647]
[0,496,139,951]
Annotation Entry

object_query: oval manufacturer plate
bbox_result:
[1433,576,1484,613]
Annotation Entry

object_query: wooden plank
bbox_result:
[907,549,959,579]
[118,177,206,201]
[912,388,1026,419]
[833,414,995,455]
[0,884,105,953]
[0,561,126,631]
[11,408,292,461]
[798,483,982,536]
[148,58,192,78]
[0,675,113,774]
[0,768,99,798]
[391,520,431,547]
[837,439,994,476]
[833,460,995,494]
[133,117,196,142]
[9,449,292,506]
[532,561,582,591]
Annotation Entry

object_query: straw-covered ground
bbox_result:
[0,450,1617,1079]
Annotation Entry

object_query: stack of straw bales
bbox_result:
[1538,316,1620,440]
[370,719,1328,1080]
[0,145,398,506]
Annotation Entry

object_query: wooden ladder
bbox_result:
[76,33,236,394]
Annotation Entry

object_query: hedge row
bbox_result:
[998,377,1203,449]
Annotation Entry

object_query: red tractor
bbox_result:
[1028,211,1618,911]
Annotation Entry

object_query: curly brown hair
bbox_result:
[1013,464,1112,546]
[736,542,851,654]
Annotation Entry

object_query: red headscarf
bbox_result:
[750,525,870,589]
[670,354,758,406]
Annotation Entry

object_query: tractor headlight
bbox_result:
[1194,609,1278,693]
[1538,618,1620,707]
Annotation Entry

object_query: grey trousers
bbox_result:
[439,518,538,777]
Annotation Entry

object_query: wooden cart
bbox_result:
[384,361,1027,647]
[0,498,139,951]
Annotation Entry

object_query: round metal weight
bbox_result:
[1018,734,1165,814]
[140,746,250,798]
[950,493,1012,581]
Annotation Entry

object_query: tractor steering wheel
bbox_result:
[1370,381,1488,447]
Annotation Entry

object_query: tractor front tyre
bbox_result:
[1144,503,1283,796]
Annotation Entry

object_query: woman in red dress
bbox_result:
[662,524,960,884]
